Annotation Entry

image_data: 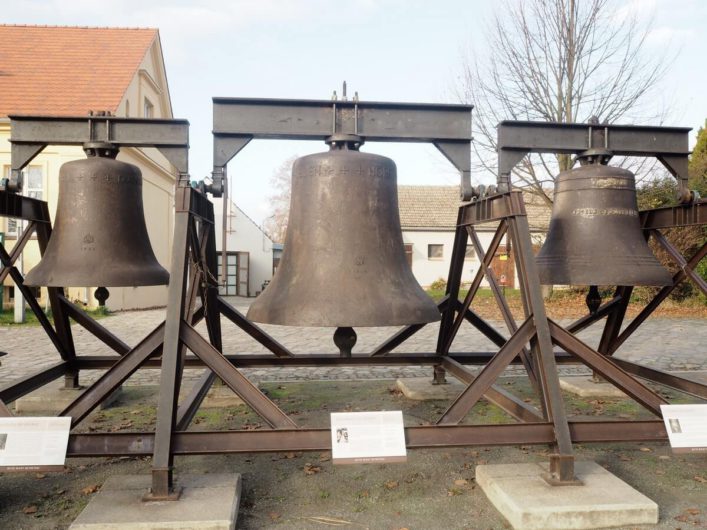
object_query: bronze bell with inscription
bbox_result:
[24,142,169,287]
[247,134,440,330]
[535,159,671,286]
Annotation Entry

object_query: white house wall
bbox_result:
[403,229,507,288]
[213,198,273,297]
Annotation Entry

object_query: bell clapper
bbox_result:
[333,327,357,358]
[94,286,110,307]
[585,285,601,315]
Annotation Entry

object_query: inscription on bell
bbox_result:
[591,177,631,189]
[572,207,638,219]
[298,164,391,178]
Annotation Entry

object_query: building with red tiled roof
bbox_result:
[1,25,176,311]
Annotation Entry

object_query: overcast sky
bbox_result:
[5,0,706,225]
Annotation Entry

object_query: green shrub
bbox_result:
[429,277,447,291]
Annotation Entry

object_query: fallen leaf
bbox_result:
[639,447,652,452]
[675,514,690,522]
[454,479,468,486]
[658,455,671,460]
[268,511,281,521]
[35,473,46,479]
[304,463,321,475]
[447,488,463,496]
[284,452,297,459]
[319,453,331,462]
[384,480,399,490]
[693,476,707,483]
[22,505,38,514]
[686,508,700,515]
[81,484,100,495]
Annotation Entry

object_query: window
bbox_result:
[427,244,443,259]
[125,99,130,117]
[4,165,43,236]
[143,97,154,118]
[217,253,238,296]
[465,245,476,259]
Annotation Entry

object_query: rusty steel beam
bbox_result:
[60,323,165,426]
[371,297,449,356]
[548,320,667,416]
[175,370,216,431]
[459,192,527,227]
[72,351,578,370]
[65,420,668,457]
[9,115,190,174]
[59,295,131,355]
[0,362,68,403]
[0,220,36,283]
[640,200,706,229]
[611,359,707,400]
[218,297,294,357]
[441,358,543,422]
[438,318,536,424]
[180,324,296,428]
[0,190,50,222]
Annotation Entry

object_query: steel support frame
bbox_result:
[2,112,703,499]
[496,121,693,201]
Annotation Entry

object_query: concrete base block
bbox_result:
[70,473,241,530]
[15,380,122,413]
[559,376,626,398]
[476,461,658,530]
[396,377,465,401]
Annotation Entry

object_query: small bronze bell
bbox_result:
[536,160,671,286]
[24,142,169,287]
[247,134,440,328]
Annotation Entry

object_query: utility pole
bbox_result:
[14,219,25,323]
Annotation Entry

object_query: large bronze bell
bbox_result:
[247,134,440,327]
[536,161,671,286]
[24,142,169,287]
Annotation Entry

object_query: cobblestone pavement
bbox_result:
[0,297,705,389]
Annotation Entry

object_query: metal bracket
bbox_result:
[211,97,473,196]
[496,121,692,203]
[9,115,190,191]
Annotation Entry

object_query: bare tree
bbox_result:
[457,0,669,206]
[263,155,298,243]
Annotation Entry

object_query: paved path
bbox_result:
[0,297,705,388]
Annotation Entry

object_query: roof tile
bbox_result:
[0,25,157,117]
[398,185,551,231]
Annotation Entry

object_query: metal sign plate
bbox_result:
[331,410,407,464]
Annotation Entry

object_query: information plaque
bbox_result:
[0,417,71,471]
[660,404,707,454]
[330,410,407,464]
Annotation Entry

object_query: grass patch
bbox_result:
[425,287,521,303]
[0,305,111,326]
